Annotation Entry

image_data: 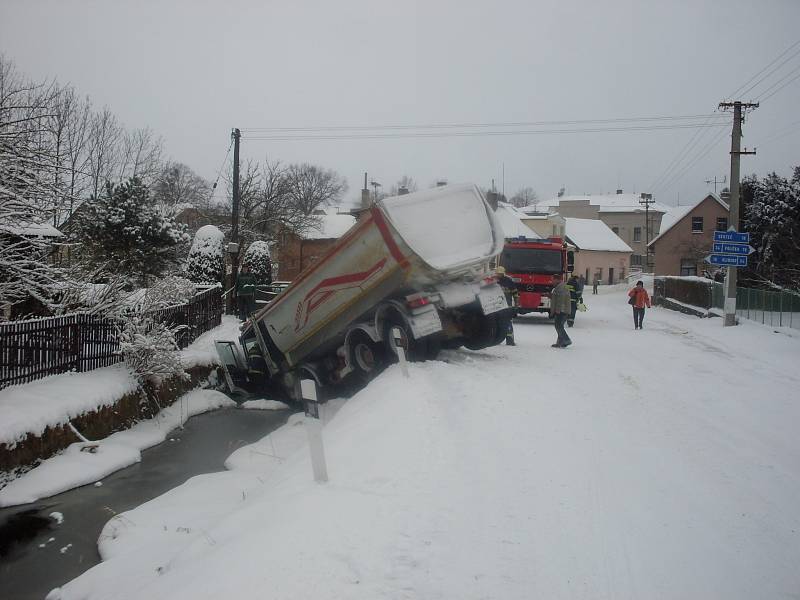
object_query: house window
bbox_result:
[633,227,641,242]
[680,259,697,276]
[631,254,642,266]
[692,216,703,232]
[716,217,728,231]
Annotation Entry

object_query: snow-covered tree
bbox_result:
[186,225,224,284]
[151,161,210,214]
[0,57,65,315]
[242,240,272,285]
[743,167,800,290]
[118,312,186,388]
[76,177,189,286]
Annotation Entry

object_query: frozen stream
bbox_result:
[0,405,293,600]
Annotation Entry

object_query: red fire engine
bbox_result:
[499,236,574,314]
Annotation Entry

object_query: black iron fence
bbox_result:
[0,286,223,390]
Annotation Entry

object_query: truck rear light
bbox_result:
[405,293,430,309]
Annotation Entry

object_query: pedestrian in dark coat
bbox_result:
[550,273,572,348]
[628,280,652,330]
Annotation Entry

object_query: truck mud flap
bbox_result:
[214,340,250,394]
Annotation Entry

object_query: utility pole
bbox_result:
[704,175,727,194]
[718,101,758,327]
[227,128,241,315]
[639,193,654,272]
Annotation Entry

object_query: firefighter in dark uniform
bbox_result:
[495,266,519,346]
[566,273,581,327]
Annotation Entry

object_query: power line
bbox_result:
[206,137,233,204]
[243,122,727,142]
[655,126,730,195]
[240,113,726,133]
[760,69,800,102]
[738,46,800,99]
[723,37,800,100]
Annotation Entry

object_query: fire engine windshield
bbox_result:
[501,247,563,274]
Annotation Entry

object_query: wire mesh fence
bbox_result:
[711,282,800,329]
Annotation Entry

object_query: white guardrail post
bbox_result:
[392,327,410,378]
[301,379,328,483]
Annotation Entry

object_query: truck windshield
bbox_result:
[502,247,563,274]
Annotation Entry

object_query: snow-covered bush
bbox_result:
[143,276,197,308]
[242,241,272,285]
[117,314,186,387]
[186,225,224,284]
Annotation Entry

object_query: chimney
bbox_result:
[361,172,371,209]
[616,189,623,194]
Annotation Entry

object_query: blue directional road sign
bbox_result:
[713,230,750,244]
[712,242,755,255]
[706,254,748,267]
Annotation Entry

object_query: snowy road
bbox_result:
[51,285,800,600]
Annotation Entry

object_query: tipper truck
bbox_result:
[215,183,514,399]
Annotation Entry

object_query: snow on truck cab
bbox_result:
[499,236,575,314]
[215,183,515,400]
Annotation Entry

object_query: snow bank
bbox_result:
[180,315,242,369]
[0,365,139,448]
[0,390,234,507]
[50,289,800,599]
[240,399,290,411]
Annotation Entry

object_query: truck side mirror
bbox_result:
[567,250,575,273]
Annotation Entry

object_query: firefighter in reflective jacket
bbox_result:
[495,266,519,346]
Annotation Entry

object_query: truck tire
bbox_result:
[383,314,421,362]
[348,331,384,381]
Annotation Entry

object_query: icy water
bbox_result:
[0,406,293,600]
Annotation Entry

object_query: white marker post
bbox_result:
[392,326,410,378]
[301,379,328,483]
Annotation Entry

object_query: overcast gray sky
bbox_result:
[2,0,798,208]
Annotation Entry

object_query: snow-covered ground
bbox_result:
[49,285,800,599]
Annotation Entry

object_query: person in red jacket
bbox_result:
[628,280,652,330]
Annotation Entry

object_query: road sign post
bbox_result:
[301,379,328,483]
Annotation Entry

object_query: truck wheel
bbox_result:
[463,315,499,350]
[383,315,419,362]
[423,336,442,361]
[349,332,383,380]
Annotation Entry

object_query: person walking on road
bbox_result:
[592,275,599,295]
[550,273,572,348]
[628,280,651,330]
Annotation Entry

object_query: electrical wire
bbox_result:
[723,37,800,100]
[655,126,730,195]
[736,45,800,99]
[240,113,726,134]
[243,122,727,142]
[205,137,234,204]
[760,69,800,102]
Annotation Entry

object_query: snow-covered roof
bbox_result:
[648,194,729,247]
[565,217,633,252]
[303,212,356,240]
[524,193,670,214]
[494,202,534,238]
[0,221,63,238]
